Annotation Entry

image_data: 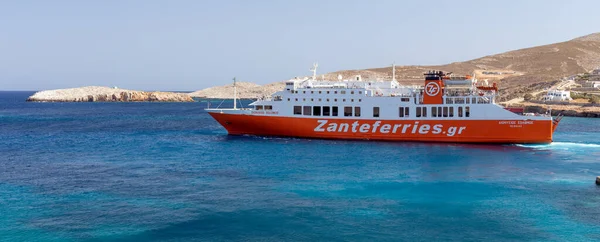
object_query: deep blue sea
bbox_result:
[1,91,600,241]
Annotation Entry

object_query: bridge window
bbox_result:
[256,105,263,110]
[458,107,463,117]
[448,107,453,117]
[443,107,448,117]
[432,106,437,117]
[399,107,409,117]
[303,106,311,116]
[373,107,380,118]
[332,106,339,116]
[354,107,361,117]
[293,106,302,115]
[341,91,346,94]
[465,106,470,117]
[401,98,410,102]
[466,98,470,104]
[323,106,331,116]
[313,106,321,116]
[265,105,272,110]
[344,107,352,116]
[438,107,442,117]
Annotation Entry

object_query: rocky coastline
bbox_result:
[26,86,194,102]
[523,104,600,118]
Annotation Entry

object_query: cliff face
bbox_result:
[26,86,194,102]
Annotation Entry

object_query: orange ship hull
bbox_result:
[209,112,555,144]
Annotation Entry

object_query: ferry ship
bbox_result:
[206,64,562,144]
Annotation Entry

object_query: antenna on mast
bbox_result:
[233,77,237,110]
[310,62,318,80]
[392,62,396,82]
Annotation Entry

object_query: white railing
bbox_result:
[444,96,493,104]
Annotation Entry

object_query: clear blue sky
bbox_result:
[1,0,598,91]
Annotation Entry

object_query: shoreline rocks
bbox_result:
[522,104,600,118]
[26,86,194,102]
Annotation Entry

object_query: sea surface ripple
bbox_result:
[1,91,600,241]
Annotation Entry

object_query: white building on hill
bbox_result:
[542,89,572,102]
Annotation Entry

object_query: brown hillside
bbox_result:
[188,81,287,99]
[192,33,600,99]
[329,32,600,81]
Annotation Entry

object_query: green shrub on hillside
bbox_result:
[524,93,534,101]
[571,92,587,99]
[590,95,600,104]
[579,73,591,81]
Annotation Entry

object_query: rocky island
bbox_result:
[26,86,194,102]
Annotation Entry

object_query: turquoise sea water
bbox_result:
[1,91,600,241]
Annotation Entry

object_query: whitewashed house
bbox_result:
[542,89,572,102]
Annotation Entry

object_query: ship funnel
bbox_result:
[422,71,444,104]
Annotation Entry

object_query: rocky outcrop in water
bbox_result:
[26,86,194,102]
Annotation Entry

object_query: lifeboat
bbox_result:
[476,82,499,91]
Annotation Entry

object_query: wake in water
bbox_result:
[516,142,600,150]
